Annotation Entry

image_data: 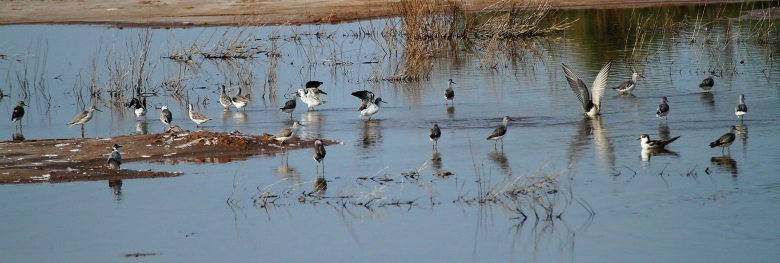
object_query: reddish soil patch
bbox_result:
[0,131,339,184]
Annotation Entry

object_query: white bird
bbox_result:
[128,97,147,117]
[67,105,102,138]
[656,96,670,121]
[106,144,123,170]
[188,103,212,127]
[232,86,251,111]
[710,126,736,154]
[638,134,680,149]
[351,90,387,120]
[219,85,233,109]
[429,123,441,152]
[562,59,613,117]
[160,106,172,131]
[297,81,326,111]
[486,116,513,151]
[735,94,747,121]
[613,72,643,94]
[444,79,455,104]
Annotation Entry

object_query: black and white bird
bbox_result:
[613,72,643,94]
[128,97,147,117]
[67,105,102,138]
[699,73,715,91]
[160,105,172,131]
[638,134,680,149]
[429,123,441,152]
[188,103,212,127]
[562,59,612,117]
[351,90,387,120]
[11,101,27,129]
[219,85,233,109]
[279,92,298,119]
[710,126,736,154]
[444,79,455,105]
[297,81,326,111]
[313,139,326,174]
[486,116,513,150]
[106,144,123,170]
[273,121,303,149]
[735,94,747,121]
[656,96,670,121]
[232,86,251,111]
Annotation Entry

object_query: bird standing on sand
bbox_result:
[710,126,736,154]
[68,105,102,138]
[638,134,680,149]
[188,103,212,127]
[430,123,441,152]
[562,59,612,117]
[351,90,387,121]
[656,97,670,121]
[735,94,747,121]
[106,144,123,169]
[232,86,251,111]
[487,116,513,151]
[444,79,455,105]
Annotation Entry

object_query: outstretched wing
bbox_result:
[590,59,612,109]
[562,63,592,111]
[351,90,374,111]
[305,81,323,89]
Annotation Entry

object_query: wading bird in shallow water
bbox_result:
[11,101,27,130]
[429,123,441,152]
[613,72,643,94]
[273,121,303,151]
[656,96,670,121]
[219,85,233,109]
[67,105,102,138]
[562,59,612,117]
[106,144,123,170]
[735,94,747,122]
[313,139,326,174]
[298,81,326,111]
[280,92,298,119]
[188,103,212,127]
[487,116,513,151]
[351,90,387,120]
[638,134,680,150]
[444,79,455,105]
[128,97,147,117]
[160,106,172,131]
[232,86,251,111]
[699,73,715,91]
[710,125,736,154]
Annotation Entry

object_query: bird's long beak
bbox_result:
[95,108,103,112]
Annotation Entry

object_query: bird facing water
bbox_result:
[562,59,613,117]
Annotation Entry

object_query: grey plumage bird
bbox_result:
[219,85,233,109]
[232,86,251,111]
[351,90,387,120]
[280,92,298,118]
[188,103,212,127]
[486,116,513,151]
[613,72,643,94]
[735,94,747,121]
[429,123,441,152]
[106,144,123,170]
[710,126,736,154]
[273,121,303,150]
[656,96,670,121]
[444,79,455,104]
[313,139,326,174]
[12,101,27,129]
[160,106,172,131]
[562,59,613,117]
[638,134,680,149]
[699,73,715,91]
[67,105,102,138]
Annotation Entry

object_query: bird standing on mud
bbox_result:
[68,105,102,138]
[106,144,123,170]
[562,59,612,117]
[273,121,303,151]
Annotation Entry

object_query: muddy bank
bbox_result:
[0,0,762,27]
[0,131,339,184]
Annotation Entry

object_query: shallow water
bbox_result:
[2,2,780,262]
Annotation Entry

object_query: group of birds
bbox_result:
[559,59,747,156]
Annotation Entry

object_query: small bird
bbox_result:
[699,73,715,91]
[11,101,27,128]
[638,134,680,149]
[128,97,147,117]
[562,59,613,117]
[67,105,102,138]
[313,139,326,174]
[232,86,251,111]
[710,125,736,154]
[160,106,172,131]
[298,81,326,111]
[279,92,298,119]
[106,144,123,170]
[429,123,441,152]
[219,85,233,109]
[735,94,747,121]
[613,72,643,94]
[351,90,387,120]
[188,103,212,127]
[486,116,513,151]
[656,97,670,121]
[444,79,455,104]
[273,121,303,150]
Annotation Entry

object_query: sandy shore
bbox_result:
[0,0,757,27]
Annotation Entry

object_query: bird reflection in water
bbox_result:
[299,111,324,140]
[614,93,639,109]
[220,108,231,123]
[700,92,715,108]
[358,120,382,149]
[430,152,442,171]
[568,116,615,168]
[488,151,510,175]
[640,148,680,166]
[275,153,301,185]
[314,176,327,194]
[736,123,748,148]
[233,111,248,125]
[108,179,123,202]
[12,133,25,141]
[711,155,738,177]
[658,122,670,140]
[135,120,148,135]
[446,105,454,118]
